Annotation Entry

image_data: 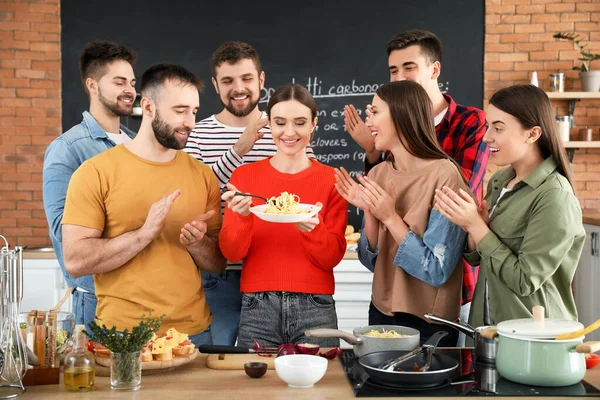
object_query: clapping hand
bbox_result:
[180,210,217,247]
[334,167,370,210]
[434,186,486,231]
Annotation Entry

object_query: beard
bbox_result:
[151,110,191,150]
[98,87,134,117]
[220,90,260,117]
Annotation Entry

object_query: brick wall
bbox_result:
[0,0,61,247]
[484,0,600,209]
[0,0,599,246]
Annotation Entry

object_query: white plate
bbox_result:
[249,203,321,223]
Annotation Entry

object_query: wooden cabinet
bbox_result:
[574,223,600,341]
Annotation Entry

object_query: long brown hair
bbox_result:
[489,84,574,189]
[375,81,466,184]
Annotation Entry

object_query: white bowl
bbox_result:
[274,354,328,388]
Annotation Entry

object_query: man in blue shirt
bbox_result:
[43,40,137,327]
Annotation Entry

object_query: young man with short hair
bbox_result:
[62,64,225,344]
[43,40,137,327]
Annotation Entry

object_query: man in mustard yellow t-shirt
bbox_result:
[62,64,226,346]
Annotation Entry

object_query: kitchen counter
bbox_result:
[20,351,600,399]
[23,248,360,260]
[583,209,600,226]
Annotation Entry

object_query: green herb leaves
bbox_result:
[84,313,165,353]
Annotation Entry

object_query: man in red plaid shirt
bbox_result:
[345,30,488,343]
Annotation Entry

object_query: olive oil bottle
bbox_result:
[64,325,95,391]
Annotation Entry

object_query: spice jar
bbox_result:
[550,73,565,92]
[556,116,570,142]
[579,127,593,142]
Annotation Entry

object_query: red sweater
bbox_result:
[219,158,348,294]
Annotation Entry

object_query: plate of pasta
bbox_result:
[250,192,321,223]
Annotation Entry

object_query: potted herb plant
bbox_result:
[86,313,164,391]
[553,32,600,92]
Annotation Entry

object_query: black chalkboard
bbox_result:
[61,0,484,229]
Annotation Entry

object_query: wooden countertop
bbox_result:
[20,351,600,399]
[583,209,600,226]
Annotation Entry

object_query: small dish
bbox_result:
[244,362,268,378]
[249,204,321,224]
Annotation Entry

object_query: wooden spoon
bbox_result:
[52,287,72,312]
[556,317,600,340]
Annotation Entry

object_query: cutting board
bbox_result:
[94,351,198,376]
[205,353,276,370]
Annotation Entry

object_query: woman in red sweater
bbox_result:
[219,84,348,348]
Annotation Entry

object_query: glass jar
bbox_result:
[63,325,95,392]
[556,116,571,142]
[550,73,565,92]
[110,351,142,391]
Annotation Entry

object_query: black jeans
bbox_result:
[368,302,458,347]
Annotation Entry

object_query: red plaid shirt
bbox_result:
[366,94,489,305]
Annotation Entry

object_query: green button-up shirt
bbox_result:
[465,157,585,328]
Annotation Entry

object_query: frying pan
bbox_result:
[357,331,460,388]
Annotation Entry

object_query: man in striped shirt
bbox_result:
[184,41,314,346]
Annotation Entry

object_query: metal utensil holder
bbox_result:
[0,235,27,398]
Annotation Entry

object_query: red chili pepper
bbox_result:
[87,341,94,352]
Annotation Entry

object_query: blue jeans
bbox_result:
[201,270,242,346]
[189,326,212,347]
[237,292,339,348]
[72,289,97,330]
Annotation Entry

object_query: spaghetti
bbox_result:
[363,329,408,338]
[264,192,311,215]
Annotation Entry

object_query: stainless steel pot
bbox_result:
[424,313,497,362]
[305,325,419,357]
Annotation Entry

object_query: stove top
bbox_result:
[340,349,600,397]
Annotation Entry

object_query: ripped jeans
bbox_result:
[237,292,340,349]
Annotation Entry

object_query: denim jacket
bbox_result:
[357,209,466,287]
[42,111,136,292]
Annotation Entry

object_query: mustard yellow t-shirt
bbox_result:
[62,145,222,335]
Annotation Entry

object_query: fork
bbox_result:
[221,188,270,203]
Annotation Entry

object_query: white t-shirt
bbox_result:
[489,187,511,218]
[434,107,448,127]
[106,130,132,145]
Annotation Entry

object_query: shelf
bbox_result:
[546,92,600,100]
[563,141,600,149]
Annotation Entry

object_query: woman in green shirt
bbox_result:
[434,84,585,327]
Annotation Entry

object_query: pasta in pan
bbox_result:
[363,329,408,338]
[264,192,312,215]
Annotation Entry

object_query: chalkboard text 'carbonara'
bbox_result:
[265,192,312,215]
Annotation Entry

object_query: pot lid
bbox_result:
[497,318,584,339]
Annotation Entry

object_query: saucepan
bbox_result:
[424,313,497,362]
[305,325,419,357]
[480,306,600,387]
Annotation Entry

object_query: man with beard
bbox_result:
[43,41,137,328]
[61,64,226,343]
[184,41,314,346]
